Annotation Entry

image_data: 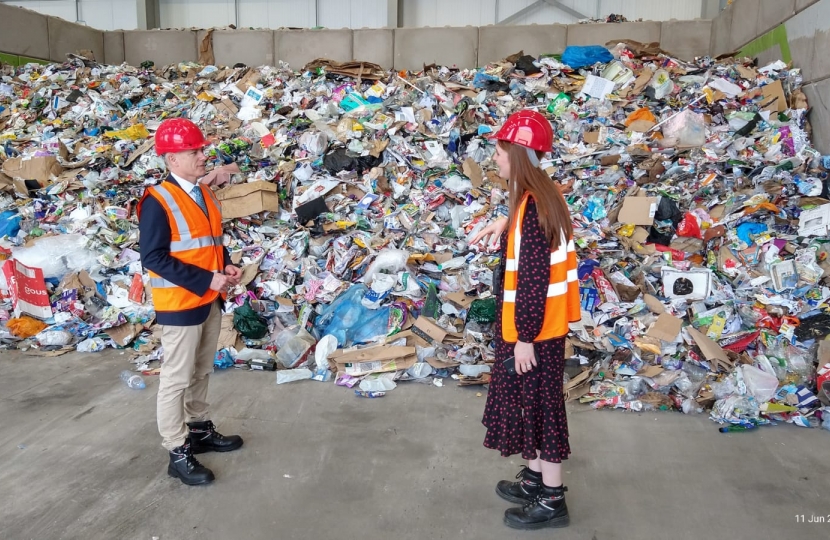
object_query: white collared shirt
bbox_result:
[170,172,202,204]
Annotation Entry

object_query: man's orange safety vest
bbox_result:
[139,182,226,312]
[502,193,580,343]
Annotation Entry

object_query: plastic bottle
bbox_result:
[718,423,757,433]
[120,370,146,389]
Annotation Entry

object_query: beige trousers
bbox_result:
[157,300,222,450]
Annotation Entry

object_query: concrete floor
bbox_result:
[1,350,827,540]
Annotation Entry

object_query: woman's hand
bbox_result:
[514,341,537,376]
[470,217,508,251]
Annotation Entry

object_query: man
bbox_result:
[138,118,244,486]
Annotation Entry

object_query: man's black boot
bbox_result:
[187,420,243,454]
[504,484,570,530]
[496,466,543,504]
[167,439,215,486]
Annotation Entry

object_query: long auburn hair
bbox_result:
[500,140,573,251]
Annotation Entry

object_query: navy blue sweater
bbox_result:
[139,178,232,326]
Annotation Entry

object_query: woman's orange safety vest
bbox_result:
[139,182,226,312]
[502,194,580,343]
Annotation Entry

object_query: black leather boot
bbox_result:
[167,439,215,485]
[187,420,243,454]
[496,466,543,504]
[504,484,570,530]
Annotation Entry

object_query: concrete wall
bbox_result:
[567,21,662,47]
[274,29,353,70]
[47,16,105,63]
[478,24,567,66]
[660,19,712,60]
[353,29,394,70]
[104,32,126,65]
[198,29,275,67]
[123,30,197,67]
[0,4,50,60]
[394,27,478,71]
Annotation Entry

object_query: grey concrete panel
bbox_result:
[197,30,274,67]
[796,0,820,12]
[104,31,125,65]
[729,0,760,50]
[566,22,661,47]
[0,4,49,59]
[478,24,567,66]
[353,29,394,69]
[47,16,105,63]
[274,29,353,71]
[393,27,479,71]
[710,4,735,56]
[660,20,712,61]
[758,0,795,35]
[124,30,198,67]
[811,26,830,83]
[803,79,830,154]
[785,0,830,84]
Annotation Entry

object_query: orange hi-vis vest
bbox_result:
[138,182,226,312]
[502,194,580,343]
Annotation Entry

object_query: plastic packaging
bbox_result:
[359,376,397,392]
[314,285,391,346]
[276,368,313,384]
[76,337,107,353]
[233,299,269,339]
[561,46,614,69]
[458,364,491,377]
[275,327,316,368]
[362,249,409,284]
[36,330,73,347]
[12,234,99,279]
[406,362,434,379]
[741,365,779,403]
[6,316,48,338]
[120,370,146,389]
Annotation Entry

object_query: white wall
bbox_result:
[160,0,389,29]
[4,0,707,30]
[6,0,139,29]
[403,0,705,27]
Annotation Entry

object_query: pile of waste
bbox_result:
[0,43,829,428]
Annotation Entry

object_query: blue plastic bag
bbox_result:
[314,284,390,347]
[561,46,613,69]
[0,210,21,238]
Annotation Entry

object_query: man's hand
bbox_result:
[224,265,242,285]
[209,272,233,293]
[514,341,537,376]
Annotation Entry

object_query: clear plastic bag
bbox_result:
[276,368,313,384]
[741,365,779,403]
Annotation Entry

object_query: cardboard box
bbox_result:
[661,267,712,301]
[411,316,463,345]
[2,259,52,319]
[646,313,682,342]
[215,181,280,219]
[1,155,64,184]
[445,291,476,311]
[760,80,787,113]
[617,196,658,226]
[564,368,592,401]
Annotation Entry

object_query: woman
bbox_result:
[471,110,580,530]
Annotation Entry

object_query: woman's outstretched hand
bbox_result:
[470,217,508,251]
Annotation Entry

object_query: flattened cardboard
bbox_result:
[2,156,63,184]
[426,357,460,370]
[217,314,238,350]
[215,181,280,219]
[661,267,712,301]
[797,203,830,237]
[760,80,787,113]
[411,317,447,345]
[643,293,666,315]
[618,196,658,226]
[646,313,682,342]
[687,326,731,371]
[105,323,142,347]
[637,365,664,378]
[446,291,476,310]
[462,157,484,188]
[564,368,592,401]
[332,344,418,376]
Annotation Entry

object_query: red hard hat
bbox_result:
[491,110,553,152]
[155,118,208,155]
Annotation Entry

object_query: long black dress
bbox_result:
[482,198,571,463]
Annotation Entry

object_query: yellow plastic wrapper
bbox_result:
[618,223,636,237]
[7,316,48,338]
[105,124,150,141]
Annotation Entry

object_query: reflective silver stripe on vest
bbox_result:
[149,277,178,289]
[170,235,225,252]
[152,184,192,241]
